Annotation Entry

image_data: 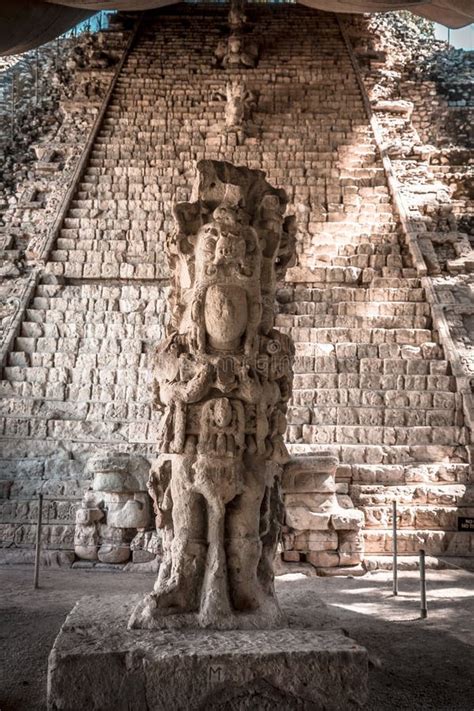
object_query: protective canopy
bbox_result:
[1,0,472,56]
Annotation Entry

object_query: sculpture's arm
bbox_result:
[159,362,213,405]
[244,294,262,356]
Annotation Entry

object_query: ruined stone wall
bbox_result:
[0,4,472,567]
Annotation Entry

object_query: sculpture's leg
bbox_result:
[199,497,232,626]
[153,462,207,613]
[258,476,283,595]
[226,462,266,611]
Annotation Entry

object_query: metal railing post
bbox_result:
[392,499,398,595]
[10,72,16,140]
[35,49,39,108]
[420,549,427,619]
[33,493,44,589]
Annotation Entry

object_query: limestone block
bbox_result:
[132,549,155,563]
[284,493,335,510]
[286,506,331,531]
[106,494,151,529]
[338,531,364,566]
[75,506,103,525]
[306,550,340,568]
[332,510,365,531]
[283,455,338,494]
[89,453,149,492]
[415,507,459,530]
[74,523,98,561]
[427,486,467,506]
[98,542,130,564]
[47,596,368,711]
[293,530,338,551]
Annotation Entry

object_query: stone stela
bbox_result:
[129,159,297,630]
[47,157,368,711]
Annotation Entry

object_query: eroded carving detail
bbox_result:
[130,160,296,629]
[224,80,259,144]
[215,32,259,70]
[228,0,247,32]
[75,452,153,564]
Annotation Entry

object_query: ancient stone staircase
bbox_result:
[0,3,471,564]
[278,277,471,562]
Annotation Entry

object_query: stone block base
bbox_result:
[47,595,368,711]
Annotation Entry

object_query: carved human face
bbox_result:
[212,398,233,428]
[195,220,248,274]
[229,37,242,53]
[204,284,248,350]
[215,232,246,265]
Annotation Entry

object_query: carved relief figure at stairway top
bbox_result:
[224,80,259,144]
[215,32,259,69]
[228,0,247,31]
[129,160,296,630]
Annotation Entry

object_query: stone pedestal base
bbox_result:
[47,595,368,711]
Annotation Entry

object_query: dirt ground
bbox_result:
[0,565,473,710]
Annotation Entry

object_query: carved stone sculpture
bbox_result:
[74,452,153,564]
[215,32,259,70]
[281,454,365,569]
[228,0,247,31]
[130,160,296,630]
[224,80,258,144]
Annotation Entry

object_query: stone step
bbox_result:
[370,277,421,288]
[0,399,158,425]
[0,379,150,402]
[0,416,159,444]
[48,249,164,265]
[278,314,431,329]
[286,301,431,318]
[291,356,449,375]
[0,379,151,405]
[277,286,427,303]
[329,254,403,270]
[287,405,461,427]
[280,326,435,346]
[363,504,474,530]
[348,462,471,485]
[287,424,466,446]
[291,388,460,408]
[1,365,153,389]
[288,443,469,466]
[44,261,163,280]
[18,320,164,339]
[0,395,460,428]
[293,371,454,392]
[363,529,473,556]
[362,555,474,568]
[292,341,443,360]
[351,483,472,506]
[8,336,147,357]
[85,152,379,165]
[6,349,151,368]
[0,396,157,422]
[25,306,166,323]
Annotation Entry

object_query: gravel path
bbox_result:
[1,566,473,710]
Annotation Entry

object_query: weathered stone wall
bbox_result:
[0,4,472,566]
